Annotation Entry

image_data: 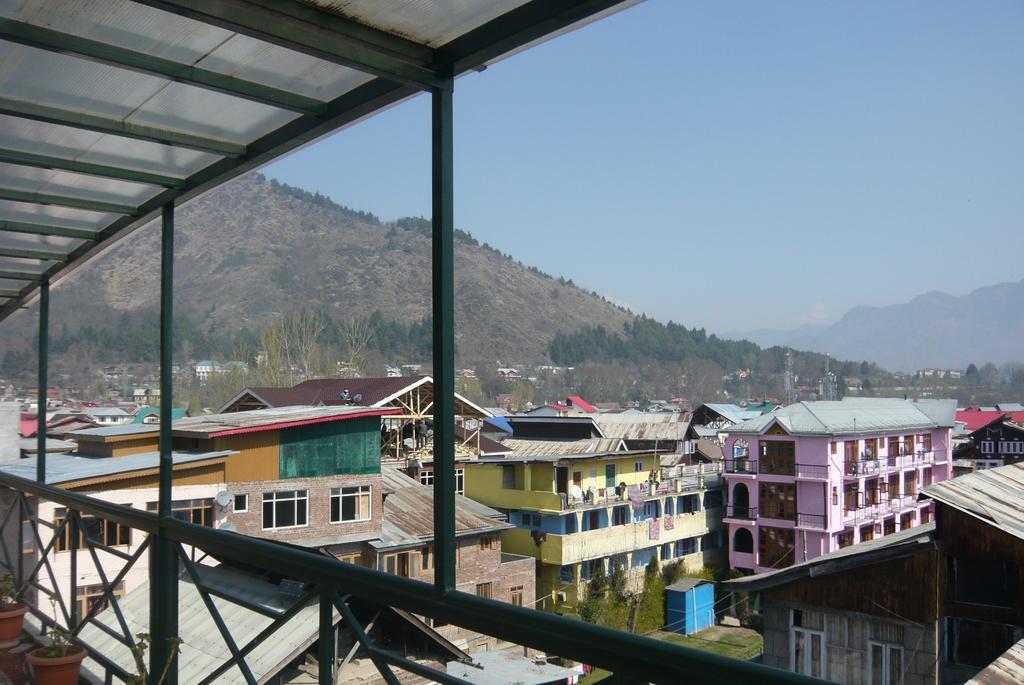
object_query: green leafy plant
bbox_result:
[0,573,30,609]
[126,632,184,685]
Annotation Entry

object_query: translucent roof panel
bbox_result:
[309,0,533,47]
[0,199,119,231]
[0,115,221,179]
[0,162,162,206]
[3,0,372,102]
[198,34,376,102]
[1,45,300,147]
[0,232,83,254]
[0,257,50,274]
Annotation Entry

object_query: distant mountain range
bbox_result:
[726,280,1024,372]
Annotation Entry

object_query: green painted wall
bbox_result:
[279,416,381,478]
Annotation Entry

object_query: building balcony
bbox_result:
[844,451,936,478]
[794,463,829,480]
[502,511,714,566]
[725,505,758,521]
[796,512,827,530]
[724,459,757,475]
[560,464,721,511]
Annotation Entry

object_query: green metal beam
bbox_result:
[0,220,99,241]
[151,203,178,685]
[0,246,67,261]
[0,19,328,116]
[134,0,444,90]
[0,269,42,281]
[0,148,186,189]
[0,97,246,157]
[431,74,456,594]
[0,188,138,215]
[36,280,48,483]
[0,288,23,298]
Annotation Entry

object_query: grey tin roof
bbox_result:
[0,449,231,485]
[922,462,1024,542]
[78,564,333,684]
[727,398,956,436]
[721,523,936,593]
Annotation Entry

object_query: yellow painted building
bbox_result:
[464,452,727,612]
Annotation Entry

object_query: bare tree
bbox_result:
[338,316,376,374]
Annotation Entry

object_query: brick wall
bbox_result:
[226,474,383,543]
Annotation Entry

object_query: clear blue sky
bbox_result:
[266,0,1024,334]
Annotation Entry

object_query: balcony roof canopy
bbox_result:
[0,0,637,322]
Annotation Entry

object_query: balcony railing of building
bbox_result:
[725,506,758,520]
[840,495,921,525]
[0,471,822,685]
[794,463,829,480]
[724,459,757,475]
[844,450,937,477]
[561,463,725,511]
[796,512,827,530]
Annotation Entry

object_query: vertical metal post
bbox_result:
[69,514,78,626]
[431,74,456,594]
[36,280,48,483]
[16,498,24,587]
[318,592,334,685]
[150,203,178,685]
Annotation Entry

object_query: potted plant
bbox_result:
[26,595,86,685]
[0,573,29,647]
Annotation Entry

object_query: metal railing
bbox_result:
[724,459,757,474]
[844,450,936,477]
[725,505,758,520]
[0,471,821,685]
[794,463,828,479]
[796,512,827,530]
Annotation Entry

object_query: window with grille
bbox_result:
[54,507,131,551]
[419,470,434,486]
[331,486,371,523]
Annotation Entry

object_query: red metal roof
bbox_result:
[958,410,1024,433]
[567,395,597,413]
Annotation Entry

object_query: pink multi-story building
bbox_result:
[722,398,955,573]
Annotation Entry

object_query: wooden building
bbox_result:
[722,462,1024,684]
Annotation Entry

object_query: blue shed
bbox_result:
[666,578,715,635]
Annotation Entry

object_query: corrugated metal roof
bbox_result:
[966,637,1024,685]
[73,424,159,438]
[728,398,957,436]
[0,449,231,485]
[78,564,332,684]
[922,462,1024,542]
[701,403,772,425]
[446,649,578,685]
[722,523,936,593]
[594,413,689,441]
[956,410,1024,432]
[501,437,626,456]
[172,405,398,437]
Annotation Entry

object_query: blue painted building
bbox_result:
[666,578,715,635]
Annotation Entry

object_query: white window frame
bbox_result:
[790,612,827,679]
[419,470,434,486]
[455,468,465,495]
[981,440,994,455]
[233,493,248,513]
[331,486,372,524]
[262,490,308,530]
[634,461,644,473]
[867,640,903,685]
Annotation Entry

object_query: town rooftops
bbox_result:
[132,406,189,423]
[699,403,775,425]
[500,437,626,457]
[922,462,1024,543]
[956,409,1024,433]
[219,375,492,418]
[594,412,689,441]
[0,449,232,486]
[72,405,400,441]
[474,449,653,465]
[721,522,937,593]
[727,398,957,436]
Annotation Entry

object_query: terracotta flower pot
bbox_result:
[0,603,28,647]
[27,645,86,685]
